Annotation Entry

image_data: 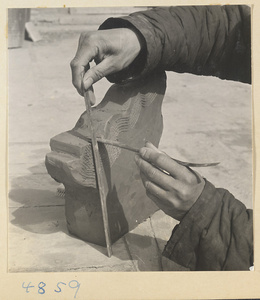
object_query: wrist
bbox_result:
[99,18,147,83]
[175,177,206,222]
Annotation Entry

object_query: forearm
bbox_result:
[100,5,251,83]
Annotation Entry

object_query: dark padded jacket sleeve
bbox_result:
[100,6,253,271]
[99,5,251,84]
[162,180,253,271]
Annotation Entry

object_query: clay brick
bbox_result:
[45,72,166,246]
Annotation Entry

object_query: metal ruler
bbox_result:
[83,88,112,257]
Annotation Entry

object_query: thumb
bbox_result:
[82,57,116,90]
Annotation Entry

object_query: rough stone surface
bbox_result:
[45,73,166,246]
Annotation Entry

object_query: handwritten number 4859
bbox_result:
[22,280,80,298]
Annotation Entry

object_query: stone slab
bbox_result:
[45,72,166,246]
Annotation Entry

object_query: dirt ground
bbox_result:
[8,29,252,272]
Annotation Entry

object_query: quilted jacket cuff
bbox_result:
[162,179,222,270]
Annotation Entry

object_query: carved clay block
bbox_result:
[45,72,166,247]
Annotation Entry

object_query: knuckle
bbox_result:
[174,198,183,210]
[113,61,124,71]
[168,195,182,211]
[156,153,168,165]
[72,79,78,89]
[153,153,170,170]
[172,199,180,209]
[82,33,99,51]
[185,171,196,184]
[109,63,119,73]
[145,180,151,190]
[80,32,92,42]
[70,58,78,69]
[186,177,194,185]
[179,188,191,201]
[91,68,105,81]
[147,167,156,179]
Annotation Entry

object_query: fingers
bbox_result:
[136,153,186,203]
[139,172,170,206]
[139,172,182,219]
[71,28,142,97]
[139,142,194,182]
[82,57,118,91]
[70,32,99,95]
[136,142,205,221]
[71,43,118,95]
[70,59,85,96]
[135,154,175,191]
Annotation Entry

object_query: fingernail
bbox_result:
[146,141,161,153]
[135,154,140,165]
[84,77,94,90]
[140,148,147,158]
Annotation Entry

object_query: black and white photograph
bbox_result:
[2,2,260,299]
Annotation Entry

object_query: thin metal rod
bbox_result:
[84,89,112,257]
[71,129,220,168]
[96,138,220,168]
[96,138,140,154]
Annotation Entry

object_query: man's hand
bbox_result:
[135,142,205,221]
[70,28,141,99]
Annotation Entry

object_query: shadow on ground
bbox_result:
[9,165,170,271]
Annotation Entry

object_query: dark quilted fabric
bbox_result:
[100,6,253,270]
[162,180,253,271]
[100,6,251,84]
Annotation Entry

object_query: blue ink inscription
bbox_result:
[22,280,80,298]
[22,282,35,293]
[69,280,81,299]
[54,282,66,293]
[38,282,46,294]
